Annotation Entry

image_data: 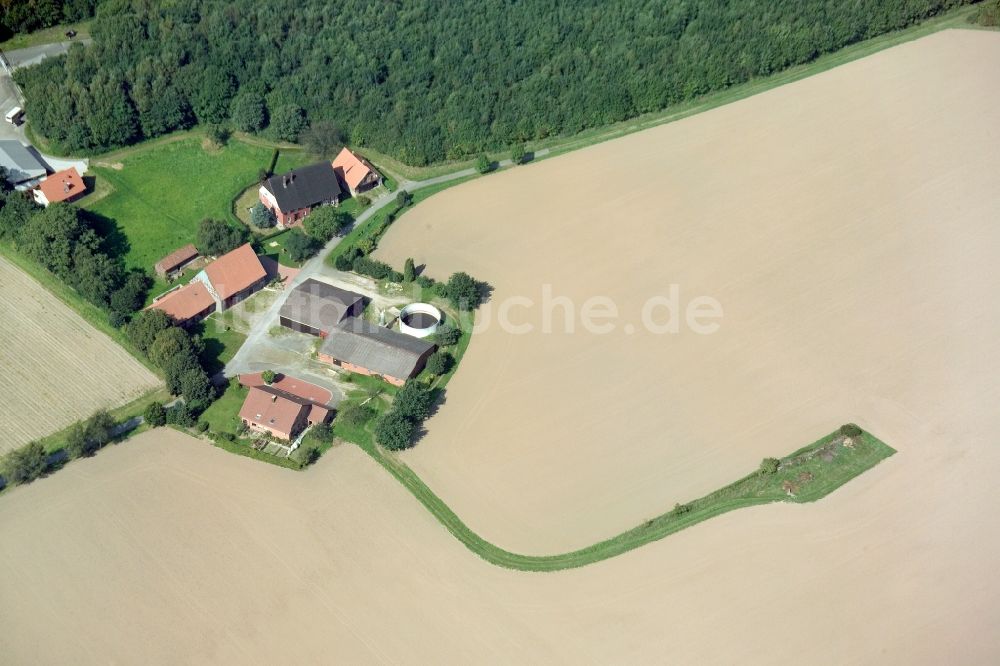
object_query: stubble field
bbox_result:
[0,256,160,452]
[375,29,1000,553]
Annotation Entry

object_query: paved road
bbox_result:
[5,39,92,68]
[224,148,549,380]
[0,41,90,172]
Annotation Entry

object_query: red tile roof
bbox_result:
[154,244,200,275]
[239,372,334,406]
[332,147,376,192]
[147,281,215,323]
[238,387,309,440]
[37,167,85,203]
[204,243,267,301]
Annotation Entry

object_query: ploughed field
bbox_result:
[376,29,1000,554]
[0,257,160,452]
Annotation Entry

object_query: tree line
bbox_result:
[0,186,148,326]
[14,0,971,164]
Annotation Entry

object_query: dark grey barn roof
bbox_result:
[263,162,343,212]
[320,318,435,380]
[279,278,365,332]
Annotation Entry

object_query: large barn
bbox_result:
[318,318,435,386]
[278,279,365,337]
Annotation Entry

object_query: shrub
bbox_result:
[403,257,415,282]
[475,154,492,174]
[204,123,230,146]
[425,350,453,375]
[356,195,371,208]
[262,370,276,384]
[433,324,461,346]
[511,144,526,165]
[303,206,352,241]
[840,423,863,438]
[416,275,434,289]
[283,229,320,262]
[311,421,333,442]
[672,502,692,516]
[444,271,488,310]
[395,190,412,208]
[375,411,416,450]
[166,403,196,427]
[144,401,167,427]
[759,457,780,475]
[338,404,374,428]
[250,202,276,229]
[196,420,210,433]
[1,441,48,485]
[197,218,248,256]
[394,381,433,421]
[352,256,394,280]
[65,422,92,458]
[296,443,321,466]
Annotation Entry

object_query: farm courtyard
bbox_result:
[0,256,160,453]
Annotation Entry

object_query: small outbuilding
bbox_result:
[318,318,436,386]
[279,278,365,337]
[154,244,200,278]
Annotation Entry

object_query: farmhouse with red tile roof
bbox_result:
[33,167,86,206]
[198,243,267,310]
[331,147,382,195]
[238,373,334,441]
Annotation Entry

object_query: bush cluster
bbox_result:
[375,381,434,450]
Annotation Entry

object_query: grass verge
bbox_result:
[355,428,895,572]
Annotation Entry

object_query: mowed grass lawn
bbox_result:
[86,135,309,276]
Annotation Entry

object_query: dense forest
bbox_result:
[16,0,971,164]
[0,0,99,37]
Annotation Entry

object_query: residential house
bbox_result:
[238,373,334,441]
[33,167,86,206]
[258,162,343,228]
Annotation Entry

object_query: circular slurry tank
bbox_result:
[399,303,442,338]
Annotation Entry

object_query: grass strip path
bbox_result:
[356,428,895,572]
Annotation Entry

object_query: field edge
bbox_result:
[354,428,896,572]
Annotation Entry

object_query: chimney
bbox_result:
[63,180,69,193]
[271,395,277,403]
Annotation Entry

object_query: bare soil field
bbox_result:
[1,428,998,664]
[0,256,160,451]
[375,29,1000,554]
